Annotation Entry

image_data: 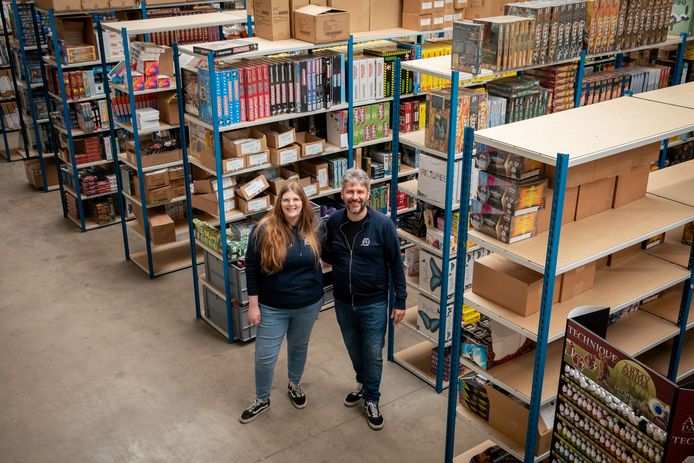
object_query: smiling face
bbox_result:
[341,180,370,217]
[280,190,303,225]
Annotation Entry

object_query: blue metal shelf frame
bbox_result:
[444,125,474,463]
[2,0,31,163]
[573,50,586,108]
[172,41,200,318]
[12,0,49,189]
[347,35,354,167]
[668,236,694,382]
[47,8,89,231]
[672,33,687,87]
[388,63,460,393]
[120,26,155,276]
[96,16,129,260]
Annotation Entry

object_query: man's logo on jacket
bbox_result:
[361,238,370,247]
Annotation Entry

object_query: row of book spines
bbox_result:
[110,94,158,123]
[502,89,551,124]
[149,27,220,47]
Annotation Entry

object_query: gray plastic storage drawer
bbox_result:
[203,250,248,304]
[202,286,256,342]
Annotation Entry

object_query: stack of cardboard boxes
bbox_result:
[402,0,467,31]
[470,143,660,321]
[36,0,136,12]
[133,166,185,206]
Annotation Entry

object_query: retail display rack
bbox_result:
[176,26,456,343]
[99,10,248,277]
[0,1,23,163]
[435,89,694,463]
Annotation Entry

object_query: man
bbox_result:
[322,168,407,430]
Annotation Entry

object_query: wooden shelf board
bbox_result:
[606,309,680,357]
[393,341,447,389]
[475,97,694,166]
[464,252,689,341]
[67,214,120,231]
[130,241,201,277]
[399,130,464,161]
[634,82,694,110]
[453,441,497,463]
[116,121,178,135]
[399,306,450,346]
[128,217,197,242]
[469,195,694,275]
[117,154,183,173]
[102,11,247,34]
[122,191,187,208]
[640,282,694,328]
[180,36,340,60]
[647,160,694,207]
[111,83,177,96]
[398,228,443,257]
[188,155,271,179]
[456,406,548,463]
[639,331,694,382]
[644,226,692,268]
[399,178,460,210]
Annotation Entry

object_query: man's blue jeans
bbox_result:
[255,298,323,401]
[334,298,388,403]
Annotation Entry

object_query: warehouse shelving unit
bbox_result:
[9,1,60,190]
[100,11,248,277]
[0,0,21,162]
[437,94,694,463]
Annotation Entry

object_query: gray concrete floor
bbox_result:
[0,161,484,463]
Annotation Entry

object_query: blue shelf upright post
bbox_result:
[659,139,669,169]
[667,243,694,382]
[347,35,354,168]
[387,57,402,363]
[140,1,150,43]
[121,26,154,276]
[47,9,87,230]
[13,1,48,190]
[244,0,253,37]
[672,32,687,86]
[96,18,130,260]
[615,52,624,68]
[205,52,235,342]
[0,5,12,162]
[4,0,30,163]
[433,69,461,393]
[173,41,201,319]
[523,152,569,463]
[444,125,475,463]
[574,50,586,108]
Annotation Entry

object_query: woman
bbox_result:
[240,182,324,423]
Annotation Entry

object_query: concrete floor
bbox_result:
[0,161,484,463]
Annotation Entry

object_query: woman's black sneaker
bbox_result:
[344,383,363,407]
[287,383,307,409]
[239,399,270,423]
[364,401,384,430]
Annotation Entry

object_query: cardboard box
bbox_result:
[328,0,369,32]
[476,171,547,215]
[596,255,609,270]
[254,0,292,40]
[419,250,456,300]
[470,199,539,244]
[24,158,59,189]
[126,146,182,169]
[294,5,350,43]
[109,0,137,7]
[193,177,234,194]
[298,159,329,189]
[236,175,270,201]
[134,182,173,204]
[53,17,97,64]
[191,192,236,217]
[302,180,319,197]
[168,167,184,181]
[83,0,109,9]
[559,261,597,302]
[268,171,301,195]
[454,0,467,7]
[247,150,271,168]
[402,13,432,30]
[486,386,552,456]
[607,244,641,267]
[237,195,271,214]
[464,0,514,19]
[35,0,79,13]
[472,253,548,317]
[149,210,176,245]
[536,187,579,233]
[143,169,170,190]
[257,123,296,148]
[270,144,301,166]
[291,0,311,36]
[418,154,461,205]
[223,128,268,157]
[432,0,445,11]
[295,132,325,157]
[369,0,401,30]
[612,164,650,208]
[432,12,445,28]
[545,161,596,189]
[157,93,179,125]
[403,0,435,14]
[574,177,616,221]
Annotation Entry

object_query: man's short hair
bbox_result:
[342,168,371,192]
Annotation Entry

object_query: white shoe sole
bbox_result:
[289,392,307,409]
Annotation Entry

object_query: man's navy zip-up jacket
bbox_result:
[322,207,407,309]
[245,225,324,309]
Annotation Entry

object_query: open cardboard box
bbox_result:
[257,123,296,149]
[293,5,349,44]
[53,16,97,64]
[223,128,268,157]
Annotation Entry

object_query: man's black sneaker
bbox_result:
[344,383,364,407]
[364,401,384,430]
[239,399,270,423]
[288,383,307,409]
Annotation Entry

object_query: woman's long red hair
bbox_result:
[253,182,319,274]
